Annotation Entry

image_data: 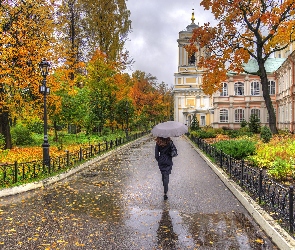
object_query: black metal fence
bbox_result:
[190,135,295,236]
[0,132,148,189]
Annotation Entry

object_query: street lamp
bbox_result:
[39,59,50,167]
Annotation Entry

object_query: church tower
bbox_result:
[173,10,213,127]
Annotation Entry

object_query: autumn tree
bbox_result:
[131,71,173,128]
[0,0,55,149]
[84,50,119,134]
[56,0,131,80]
[187,0,295,134]
[80,0,131,61]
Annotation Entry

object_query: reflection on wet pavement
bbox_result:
[0,136,278,249]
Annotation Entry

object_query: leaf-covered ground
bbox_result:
[0,136,278,249]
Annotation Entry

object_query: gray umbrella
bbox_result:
[151,121,188,138]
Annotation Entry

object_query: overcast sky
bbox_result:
[125,1,214,86]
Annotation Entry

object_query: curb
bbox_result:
[0,136,147,199]
[185,137,295,250]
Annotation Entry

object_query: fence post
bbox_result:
[220,150,223,167]
[241,160,244,188]
[289,186,294,233]
[66,150,70,167]
[91,145,93,157]
[259,169,263,204]
[106,141,108,151]
[110,140,113,149]
[79,147,83,161]
[14,161,18,183]
[229,156,232,179]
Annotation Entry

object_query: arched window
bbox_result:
[268,81,275,95]
[188,53,195,65]
[235,109,245,122]
[234,82,244,95]
[250,109,260,120]
[220,83,228,96]
[251,81,260,95]
[220,109,228,123]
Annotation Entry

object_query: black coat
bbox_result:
[155,142,173,174]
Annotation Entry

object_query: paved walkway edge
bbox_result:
[185,136,295,250]
[0,137,147,199]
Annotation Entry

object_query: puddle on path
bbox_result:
[124,203,278,250]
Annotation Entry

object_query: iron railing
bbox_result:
[0,132,148,189]
[190,135,295,235]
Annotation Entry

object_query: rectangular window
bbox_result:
[234,82,244,95]
[268,81,275,95]
[250,109,260,120]
[251,82,260,95]
[220,83,228,96]
[235,109,245,122]
[220,109,228,123]
[200,115,206,126]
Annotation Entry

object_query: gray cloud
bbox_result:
[125,1,214,85]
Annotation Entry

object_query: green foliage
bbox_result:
[240,120,248,128]
[260,126,272,143]
[192,129,216,139]
[190,114,200,131]
[213,139,256,160]
[268,157,295,181]
[248,114,261,133]
[11,123,35,146]
[27,117,44,134]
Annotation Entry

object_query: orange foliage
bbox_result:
[188,0,295,96]
[0,145,82,164]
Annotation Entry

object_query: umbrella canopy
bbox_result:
[151,121,188,138]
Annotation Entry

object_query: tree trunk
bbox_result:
[259,61,278,134]
[0,110,12,149]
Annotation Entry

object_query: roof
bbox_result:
[242,58,286,74]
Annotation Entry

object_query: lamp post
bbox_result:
[39,59,50,167]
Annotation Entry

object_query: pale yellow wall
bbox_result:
[186,78,196,84]
[186,98,195,106]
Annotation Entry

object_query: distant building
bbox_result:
[173,10,213,127]
[275,50,295,132]
[174,12,294,131]
[211,59,285,129]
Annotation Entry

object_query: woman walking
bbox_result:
[155,137,175,200]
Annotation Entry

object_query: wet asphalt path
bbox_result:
[0,135,278,249]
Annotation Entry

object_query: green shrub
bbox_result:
[27,118,43,134]
[102,127,111,136]
[268,157,293,181]
[11,123,35,146]
[194,130,216,139]
[260,126,272,143]
[249,114,261,134]
[225,129,240,138]
[213,139,256,160]
[240,120,248,128]
[190,114,200,131]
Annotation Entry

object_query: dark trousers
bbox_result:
[162,173,170,194]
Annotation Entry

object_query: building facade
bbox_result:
[173,13,295,131]
[275,50,295,131]
[173,11,213,127]
[212,59,285,129]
